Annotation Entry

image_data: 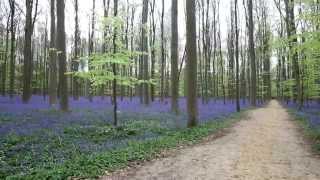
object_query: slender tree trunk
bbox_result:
[112,0,119,126]
[141,0,149,105]
[23,0,38,103]
[101,0,110,100]
[285,0,302,108]
[43,21,48,99]
[56,0,69,111]
[49,0,57,106]
[171,0,179,114]
[1,15,10,96]
[73,0,80,100]
[150,0,156,102]
[88,0,96,102]
[235,0,240,112]
[160,0,165,102]
[9,0,16,99]
[129,7,136,100]
[248,0,256,106]
[186,0,198,127]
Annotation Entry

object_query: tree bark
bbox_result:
[235,0,240,111]
[248,0,256,106]
[186,0,198,127]
[56,0,69,111]
[88,0,96,102]
[141,0,149,105]
[1,15,10,96]
[49,0,57,106]
[73,0,80,100]
[160,0,165,102]
[285,0,302,107]
[112,0,119,126]
[9,0,16,99]
[171,0,179,114]
[22,0,38,103]
[150,0,156,102]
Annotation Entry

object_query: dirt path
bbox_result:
[103,101,320,180]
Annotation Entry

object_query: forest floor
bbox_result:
[105,101,320,180]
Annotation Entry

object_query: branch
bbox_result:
[31,0,39,29]
[273,0,285,20]
[178,46,186,81]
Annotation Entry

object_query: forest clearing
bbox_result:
[0,0,319,179]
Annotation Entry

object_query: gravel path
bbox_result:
[103,100,320,180]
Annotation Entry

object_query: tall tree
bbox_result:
[248,0,256,106]
[129,6,136,99]
[171,0,179,114]
[235,0,240,111]
[56,0,69,111]
[285,0,302,107]
[22,0,39,103]
[49,0,57,106]
[112,0,119,126]
[72,0,80,100]
[160,0,165,102]
[150,0,156,102]
[88,0,96,102]
[9,0,16,99]
[101,0,110,99]
[141,0,149,105]
[186,0,198,127]
[1,14,10,96]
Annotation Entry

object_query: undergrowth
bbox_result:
[288,109,320,153]
[1,112,245,180]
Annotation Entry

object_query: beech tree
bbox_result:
[48,0,57,106]
[112,0,119,126]
[56,0,68,111]
[186,0,198,127]
[1,12,10,96]
[235,0,240,112]
[247,0,256,106]
[72,0,80,100]
[171,0,179,114]
[22,0,38,103]
[9,0,16,99]
[141,0,149,105]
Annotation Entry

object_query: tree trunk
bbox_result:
[22,0,38,103]
[171,0,179,114]
[88,0,96,102]
[112,0,119,126]
[248,0,256,106]
[49,0,57,106]
[150,0,156,102]
[73,0,80,100]
[235,0,240,112]
[1,15,10,96]
[56,0,69,111]
[160,0,165,102]
[186,0,198,127]
[9,0,16,99]
[285,0,302,108]
[141,0,149,105]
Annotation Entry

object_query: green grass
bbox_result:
[288,110,320,153]
[3,112,246,180]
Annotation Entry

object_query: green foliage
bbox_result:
[70,16,155,89]
[273,1,320,101]
[63,120,167,143]
[72,51,140,88]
